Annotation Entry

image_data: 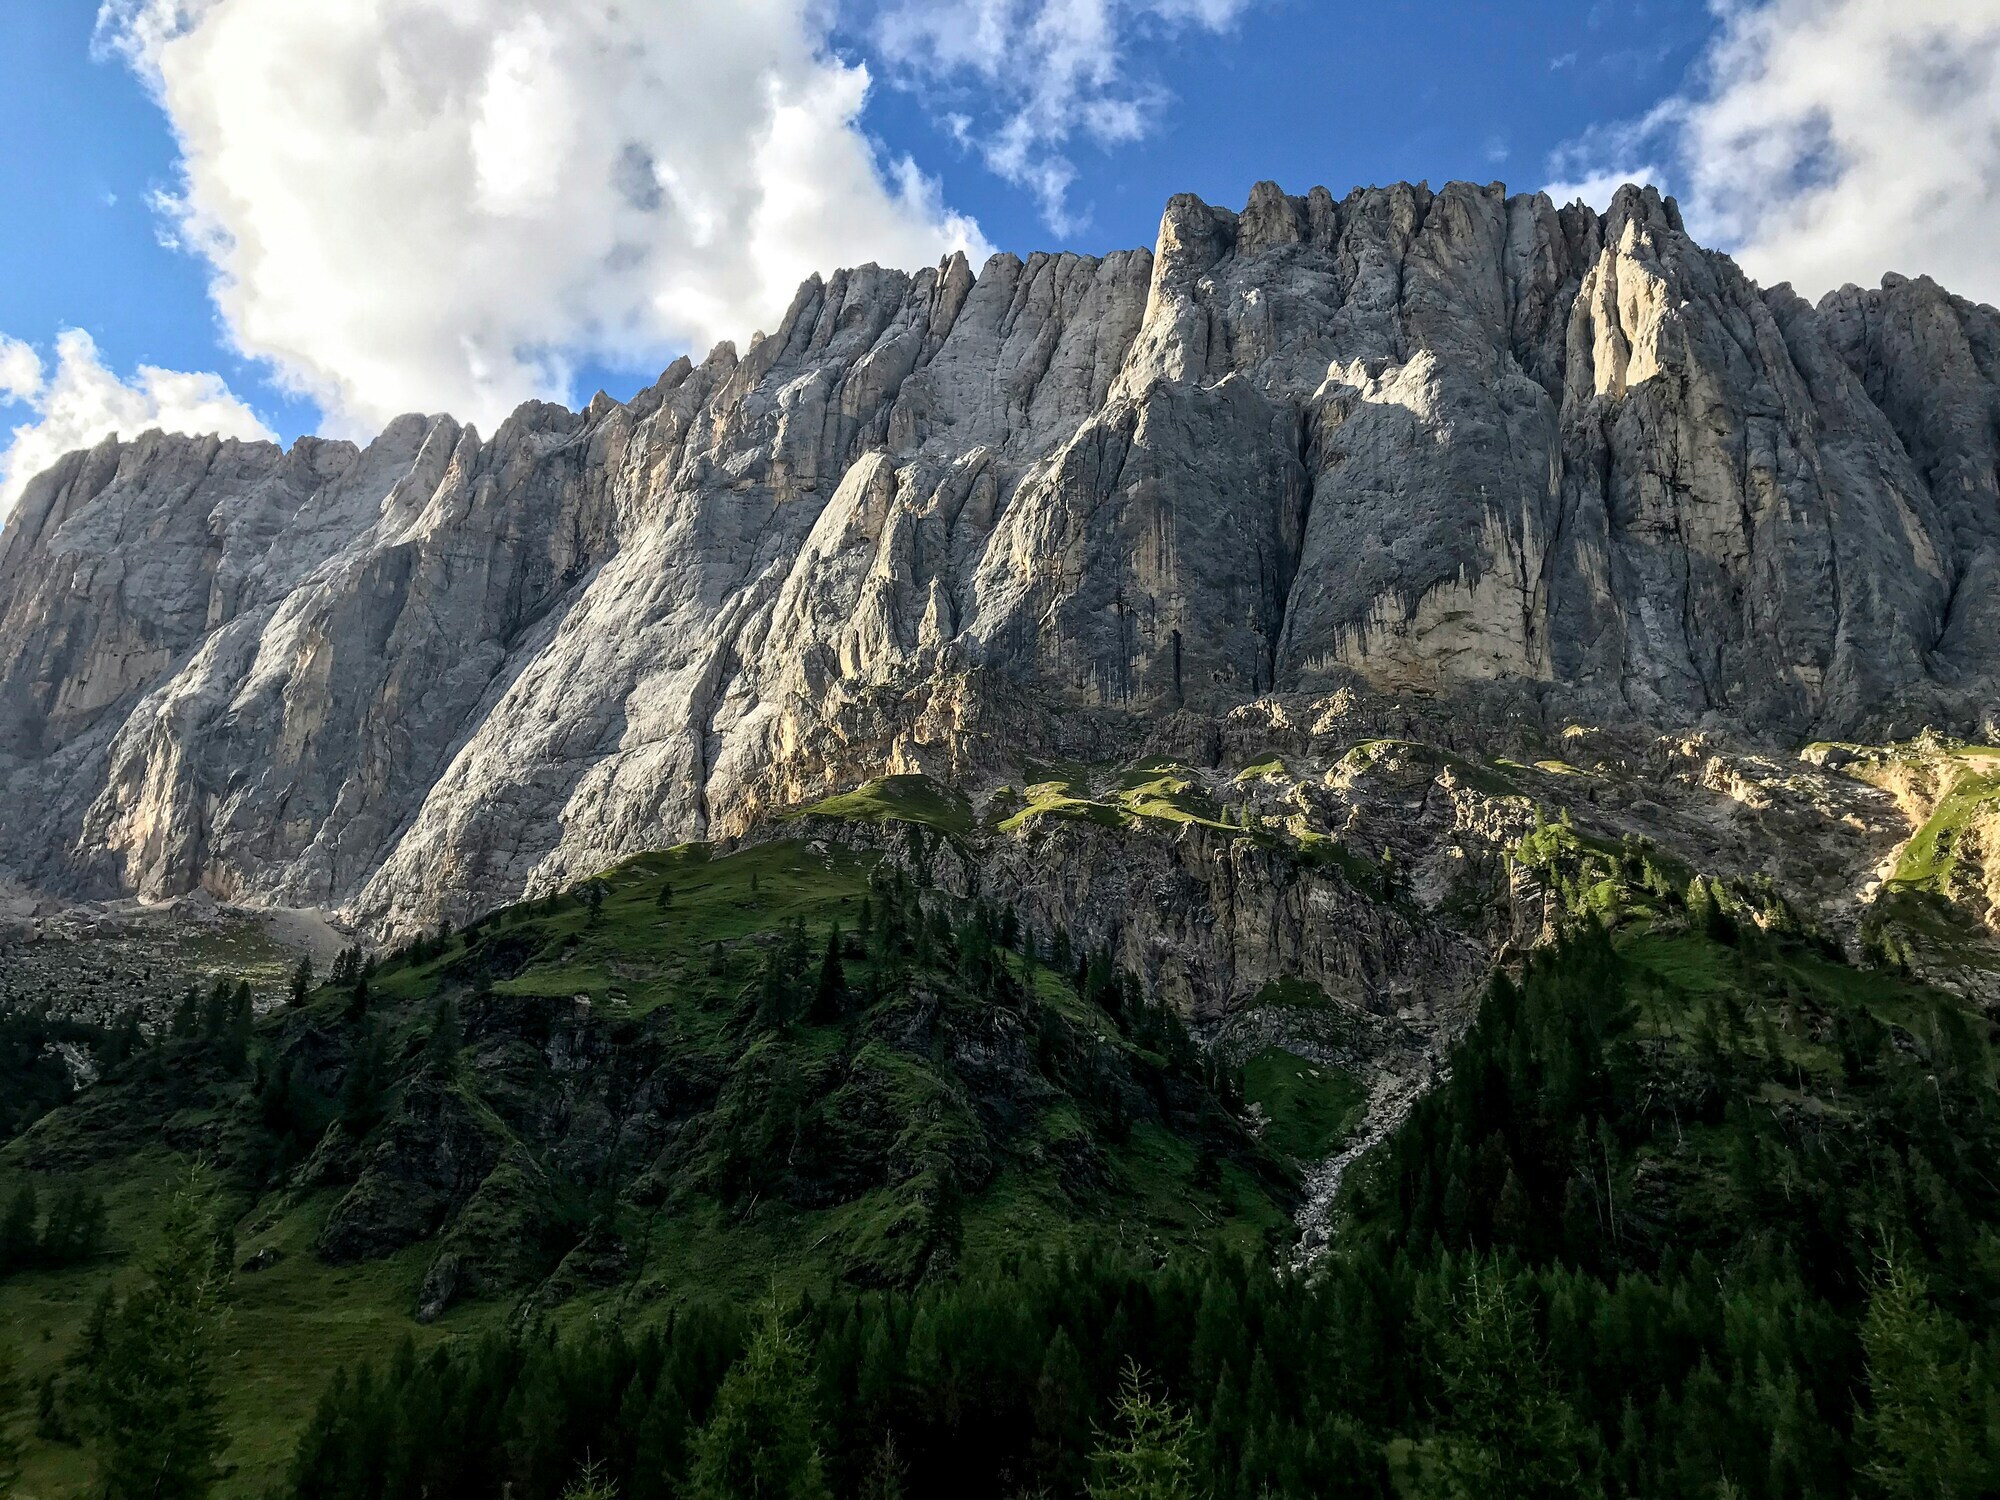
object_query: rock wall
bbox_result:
[1,180,1996,933]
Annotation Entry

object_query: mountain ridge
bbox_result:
[2,177,1998,939]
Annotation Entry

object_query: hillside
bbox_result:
[4,792,1997,1497]
[0,832,1314,1494]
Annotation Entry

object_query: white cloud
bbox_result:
[1543,106,1676,211]
[94,0,989,437]
[1544,0,2000,304]
[0,338,42,405]
[0,329,273,520]
[873,0,1252,233]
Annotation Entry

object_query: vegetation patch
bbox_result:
[798,774,973,837]
[1240,1047,1367,1163]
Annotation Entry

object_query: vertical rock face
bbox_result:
[1,180,1996,932]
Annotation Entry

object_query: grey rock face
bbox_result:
[1,181,1996,935]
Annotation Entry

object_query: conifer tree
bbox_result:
[101,1009,144,1070]
[1424,1266,1594,1500]
[1087,1360,1204,1500]
[1857,1248,1997,1500]
[0,1336,22,1496]
[562,1456,621,1500]
[288,955,314,1007]
[219,980,254,1070]
[812,924,847,1022]
[76,1166,230,1500]
[0,1180,36,1272]
[858,1434,907,1500]
[687,1304,830,1500]
[340,1025,389,1135]
[655,881,674,911]
[422,996,462,1076]
[40,1181,107,1267]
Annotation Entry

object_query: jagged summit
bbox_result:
[2,178,1997,931]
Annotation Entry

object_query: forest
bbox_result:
[3,836,1999,1499]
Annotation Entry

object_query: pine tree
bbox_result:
[1087,1360,1204,1500]
[811,924,847,1022]
[0,1180,36,1272]
[655,881,674,912]
[219,980,254,1070]
[686,1303,830,1500]
[40,1181,107,1267]
[1857,1248,1997,1500]
[0,1336,22,1496]
[75,1167,230,1500]
[1424,1266,1594,1500]
[423,996,463,1075]
[859,1434,908,1500]
[101,1009,144,1070]
[562,1456,621,1500]
[343,974,370,1025]
[584,879,609,926]
[288,955,314,1007]
[340,1025,389,1135]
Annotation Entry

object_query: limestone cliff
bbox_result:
[2,181,1996,936]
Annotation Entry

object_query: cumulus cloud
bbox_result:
[1544,0,2000,304]
[0,329,273,519]
[873,0,1251,232]
[94,0,989,436]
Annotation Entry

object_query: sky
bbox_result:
[2,0,1998,520]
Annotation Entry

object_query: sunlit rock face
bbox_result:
[1,180,1994,931]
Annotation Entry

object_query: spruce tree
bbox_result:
[220,981,254,1071]
[101,1009,144,1070]
[1424,1266,1594,1500]
[423,996,462,1076]
[288,955,314,1007]
[340,1025,389,1135]
[858,1434,907,1500]
[0,1180,36,1272]
[561,1456,621,1500]
[1857,1249,1997,1500]
[811,924,847,1022]
[687,1304,830,1500]
[76,1167,230,1500]
[0,1336,22,1496]
[170,986,202,1039]
[40,1181,107,1267]
[1087,1360,1203,1500]
[199,977,231,1040]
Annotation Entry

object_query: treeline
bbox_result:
[278,1237,1997,1500]
[0,1176,106,1275]
[275,927,2000,1500]
[0,1002,145,1138]
[11,1167,233,1497]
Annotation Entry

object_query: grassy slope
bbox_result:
[1240,1048,1368,1163]
[797,775,974,837]
[0,835,1287,1498]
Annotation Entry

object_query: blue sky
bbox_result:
[1,0,1995,513]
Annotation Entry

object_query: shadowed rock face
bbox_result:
[1,180,1996,931]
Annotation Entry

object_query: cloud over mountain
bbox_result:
[1547,0,2000,305]
[94,0,988,435]
[0,328,271,519]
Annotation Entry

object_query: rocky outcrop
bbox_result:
[1,180,1996,936]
